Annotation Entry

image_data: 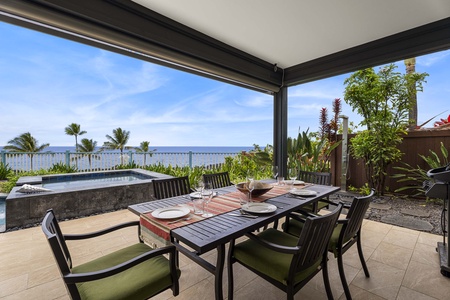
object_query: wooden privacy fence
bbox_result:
[330,129,450,195]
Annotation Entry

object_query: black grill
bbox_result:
[425,163,450,277]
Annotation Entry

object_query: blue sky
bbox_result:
[1,21,449,148]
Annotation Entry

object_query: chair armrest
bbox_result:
[64,244,177,283]
[64,221,140,240]
[290,210,316,219]
[337,219,349,225]
[244,232,300,255]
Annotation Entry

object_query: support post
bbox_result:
[273,86,288,178]
[339,115,349,191]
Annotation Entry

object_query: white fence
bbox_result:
[0,150,239,173]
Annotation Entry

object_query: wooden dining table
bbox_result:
[128,182,340,300]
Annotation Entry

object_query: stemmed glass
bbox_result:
[289,167,298,188]
[201,182,214,217]
[273,165,279,180]
[247,171,255,204]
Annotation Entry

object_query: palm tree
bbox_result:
[405,58,417,129]
[65,123,87,152]
[134,141,156,166]
[76,138,100,170]
[102,127,130,165]
[3,132,50,170]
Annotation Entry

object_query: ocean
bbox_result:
[0,146,255,171]
[0,146,254,153]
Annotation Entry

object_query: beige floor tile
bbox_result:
[370,241,413,270]
[2,210,450,300]
[234,276,287,300]
[396,286,438,300]
[383,228,419,250]
[411,242,440,267]
[402,260,450,300]
[0,274,28,298]
[352,259,405,300]
[2,278,67,300]
[361,228,388,249]
[338,284,386,300]
[417,232,442,247]
[341,243,375,270]
[363,220,393,234]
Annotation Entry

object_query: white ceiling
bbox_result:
[133,0,450,69]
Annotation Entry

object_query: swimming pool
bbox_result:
[5,169,172,229]
[41,170,153,190]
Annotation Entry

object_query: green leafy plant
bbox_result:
[287,129,340,172]
[48,162,78,173]
[344,64,428,194]
[393,142,448,197]
[0,162,12,180]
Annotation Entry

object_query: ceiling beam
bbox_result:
[284,17,450,86]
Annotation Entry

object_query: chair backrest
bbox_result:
[342,189,375,243]
[42,209,79,298]
[293,203,342,272]
[203,172,232,189]
[298,171,332,186]
[152,176,191,199]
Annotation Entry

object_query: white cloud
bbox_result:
[417,51,450,67]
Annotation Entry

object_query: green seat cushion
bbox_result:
[71,243,180,300]
[282,217,304,237]
[284,218,345,257]
[302,201,329,212]
[233,228,321,286]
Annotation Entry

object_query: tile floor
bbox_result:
[0,209,449,300]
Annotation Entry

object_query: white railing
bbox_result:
[0,150,239,173]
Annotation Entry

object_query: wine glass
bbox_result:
[194,179,204,196]
[247,178,255,204]
[201,183,214,217]
[273,165,279,180]
[289,167,298,188]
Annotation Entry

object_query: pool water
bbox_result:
[41,171,153,190]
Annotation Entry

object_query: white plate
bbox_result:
[151,206,191,219]
[189,191,218,199]
[293,180,305,185]
[242,203,277,214]
[289,189,317,197]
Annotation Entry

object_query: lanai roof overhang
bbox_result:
[1,0,450,174]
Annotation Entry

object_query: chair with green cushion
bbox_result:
[152,176,192,199]
[298,171,332,213]
[42,209,180,300]
[283,189,375,300]
[227,203,343,300]
[203,171,232,189]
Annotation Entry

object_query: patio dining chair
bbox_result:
[283,189,375,300]
[298,171,332,213]
[227,203,343,300]
[41,209,180,300]
[152,176,192,199]
[202,171,232,189]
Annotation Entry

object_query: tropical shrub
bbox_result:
[344,64,428,194]
[287,129,339,173]
[393,142,448,197]
[49,162,78,173]
[0,162,12,180]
